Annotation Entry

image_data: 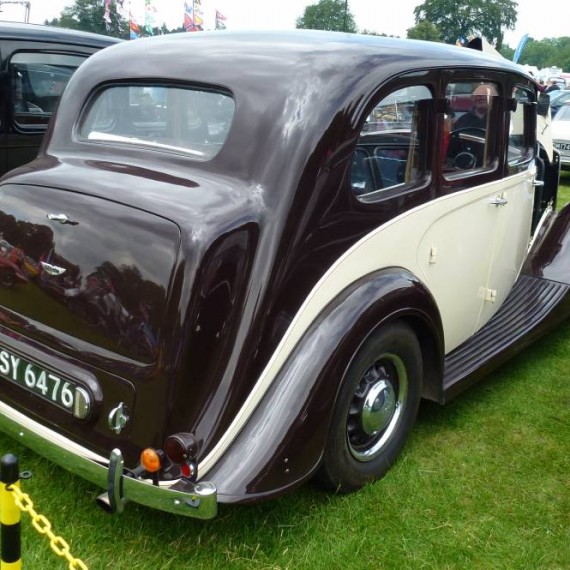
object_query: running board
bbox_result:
[442,274,570,403]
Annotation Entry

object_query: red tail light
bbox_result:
[164,432,199,464]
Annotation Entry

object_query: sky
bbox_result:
[0,0,566,49]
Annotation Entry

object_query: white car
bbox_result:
[552,101,570,167]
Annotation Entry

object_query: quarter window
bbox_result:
[79,85,235,161]
[352,85,432,200]
[507,86,534,169]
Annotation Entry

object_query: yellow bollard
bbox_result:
[0,454,21,570]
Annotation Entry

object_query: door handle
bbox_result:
[490,196,508,206]
[533,179,545,187]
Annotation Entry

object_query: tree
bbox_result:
[360,30,399,38]
[498,44,514,60]
[413,0,517,49]
[296,0,357,33]
[406,21,443,42]
[519,37,570,71]
[47,0,129,39]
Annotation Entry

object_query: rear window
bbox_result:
[79,85,235,161]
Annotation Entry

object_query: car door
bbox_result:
[475,83,537,329]
[416,77,506,351]
[349,77,501,353]
[420,76,536,343]
[327,73,535,355]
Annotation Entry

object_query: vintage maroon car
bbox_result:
[0,31,568,519]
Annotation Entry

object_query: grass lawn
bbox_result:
[558,168,570,206]
[1,174,569,570]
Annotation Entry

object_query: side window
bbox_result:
[443,81,500,176]
[10,52,87,131]
[352,85,432,199]
[508,86,534,169]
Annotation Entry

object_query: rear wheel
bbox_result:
[319,321,422,493]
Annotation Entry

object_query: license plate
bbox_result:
[553,141,570,151]
[0,348,81,413]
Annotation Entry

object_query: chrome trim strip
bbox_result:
[528,204,553,252]
[0,401,217,518]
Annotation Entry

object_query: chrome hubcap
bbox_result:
[347,353,408,462]
[361,379,396,435]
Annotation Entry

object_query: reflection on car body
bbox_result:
[0,30,568,519]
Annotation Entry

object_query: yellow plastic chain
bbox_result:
[7,484,88,570]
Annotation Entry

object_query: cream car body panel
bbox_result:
[198,167,536,477]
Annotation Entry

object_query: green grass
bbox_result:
[559,169,570,207]
[1,176,570,570]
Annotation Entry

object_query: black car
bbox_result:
[0,22,119,177]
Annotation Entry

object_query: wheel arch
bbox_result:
[205,267,444,503]
[399,312,443,403]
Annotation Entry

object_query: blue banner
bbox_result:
[513,33,529,64]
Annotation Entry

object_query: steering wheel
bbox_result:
[449,127,486,169]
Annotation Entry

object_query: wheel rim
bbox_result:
[347,352,408,462]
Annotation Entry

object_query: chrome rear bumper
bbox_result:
[0,401,217,519]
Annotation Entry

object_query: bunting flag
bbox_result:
[116,0,129,33]
[130,16,140,39]
[215,9,226,30]
[144,0,156,35]
[116,0,128,18]
[193,0,204,31]
[103,0,112,30]
[184,1,196,32]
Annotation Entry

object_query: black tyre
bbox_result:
[319,321,422,493]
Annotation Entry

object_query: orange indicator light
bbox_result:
[140,448,162,473]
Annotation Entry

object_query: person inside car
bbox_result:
[453,83,497,130]
[545,79,561,93]
[446,83,497,169]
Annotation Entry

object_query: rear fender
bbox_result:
[206,267,443,503]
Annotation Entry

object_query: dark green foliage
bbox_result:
[407,20,443,42]
[518,37,570,71]
[46,0,129,39]
[413,0,517,49]
[296,0,357,33]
